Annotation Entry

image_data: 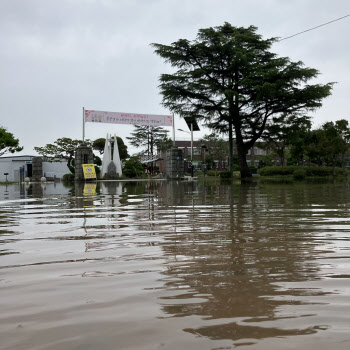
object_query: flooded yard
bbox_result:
[1,179,350,349]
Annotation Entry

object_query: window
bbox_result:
[254,148,266,156]
[188,147,201,155]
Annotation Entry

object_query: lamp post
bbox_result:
[178,127,194,177]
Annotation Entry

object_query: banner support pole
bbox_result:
[83,107,85,141]
[172,114,175,147]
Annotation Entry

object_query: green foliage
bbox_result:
[123,156,144,178]
[0,127,23,156]
[199,133,228,166]
[285,119,350,167]
[206,170,218,176]
[94,165,101,178]
[62,173,75,182]
[92,137,129,160]
[219,170,233,178]
[94,155,102,166]
[204,155,214,170]
[262,114,311,165]
[232,164,240,171]
[157,137,173,152]
[127,125,169,156]
[306,120,349,167]
[249,166,257,174]
[293,169,307,180]
[153,23,333,178]
[257,153,275,168]
[34,138,86,170]
[258,166,346,177]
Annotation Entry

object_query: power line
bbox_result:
[278,14,350,42]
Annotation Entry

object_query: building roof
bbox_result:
[0,155,34,160]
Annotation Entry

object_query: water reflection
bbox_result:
[157,181,329,344]
[1,180,350,349]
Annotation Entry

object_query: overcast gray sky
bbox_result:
[1,0,349,156]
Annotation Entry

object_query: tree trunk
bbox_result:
[236,140,252,178]
[234,117,252,178]
[228,120,233,172]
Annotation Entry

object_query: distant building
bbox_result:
[0,155,69,182]
[157,140,271,173]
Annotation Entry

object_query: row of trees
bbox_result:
[33,137,129,172]
[262,117,350,169]
[195,117,350,172]
[32,126,171,176]
[1,23,342,178]
[0,124,168,178]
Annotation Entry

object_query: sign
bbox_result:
[85,110,173,127]
[83,183,97,196]
[82,164,97,179]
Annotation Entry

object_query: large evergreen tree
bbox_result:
[152,23,333,177]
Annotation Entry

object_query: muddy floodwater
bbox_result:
[1,179,350,350]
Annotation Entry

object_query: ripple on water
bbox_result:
[1,180,350,349]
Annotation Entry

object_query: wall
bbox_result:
[0,156,69,181]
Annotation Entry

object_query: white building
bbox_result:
[0,155,70,182]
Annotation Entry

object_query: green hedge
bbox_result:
[62,173,75,182]
[219,170,233,178]
[258,166,347,177]
[293,169,306,180]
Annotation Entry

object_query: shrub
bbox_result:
[258,165,347,177]
[62,173,75,182]
[232,164,240,171]
[219,170,232,178]
[206,170,219,176]
[123,157,144,178]
[249,166,257,174]
[293,169,306,180]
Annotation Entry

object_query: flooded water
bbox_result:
[1,179,350,350]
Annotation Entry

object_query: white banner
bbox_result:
[85,110,173,127]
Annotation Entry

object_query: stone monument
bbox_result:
[32,157,43,182]
[166,148,184,179]
[74,143,94,182]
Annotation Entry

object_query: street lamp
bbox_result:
[178,128,194,177]
[178,117,200,178]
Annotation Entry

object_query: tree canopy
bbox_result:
[0,127,23,156]
[198,133,228,169]
[92,137,129,160]
[304,120,350,169]
[153,23,333,177]
[262,114,311,166]
[127,125,170,156]
[34,138,86,172]
[123,156,144,178]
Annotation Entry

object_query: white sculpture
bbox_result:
[101,134,122,178]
